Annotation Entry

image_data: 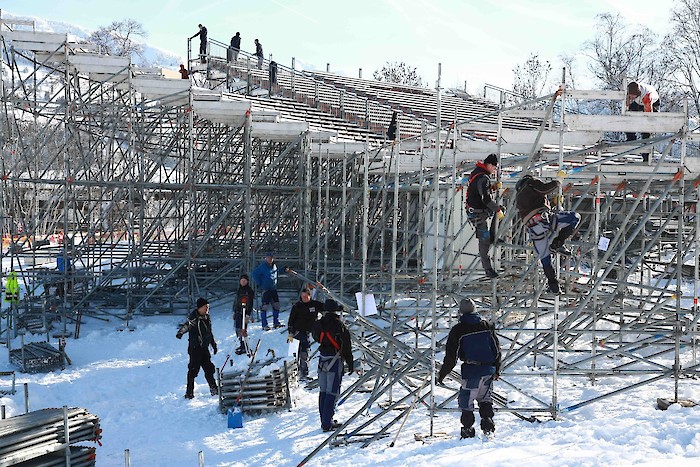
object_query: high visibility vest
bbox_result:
[4,271,19,303]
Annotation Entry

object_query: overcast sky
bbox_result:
[1,0,677,93]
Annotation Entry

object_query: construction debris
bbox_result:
[0,407,101,466]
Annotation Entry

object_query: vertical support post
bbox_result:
[291,57,296,99]
[63,405,71,467]
[340,148,347,299]
[23,382,28,413]
[125,449,131,467]
[429,63,442,437]
[187,71,195,306]
[303,133,312,271]
[314,81,319,109]
[417,122,426,276]
[323,150,330,276]
[246,56,251,95]
[365,100,370,129]
[674,98,688,401]
[243,109,252,273]
[315,141,322,276]
[551,67,566,421]
[360,135,370,374]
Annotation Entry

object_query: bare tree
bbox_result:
[89,19,147,60]
[581,13,664,114]
[512,53,553,100]
[373,62,424,87]
[559,53,578,90]
[664,0,700,117]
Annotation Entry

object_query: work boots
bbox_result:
[543,264,561,294]
[481,417,495,435]
[548,280,561,294]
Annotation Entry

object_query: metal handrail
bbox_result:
[189,37,437,139]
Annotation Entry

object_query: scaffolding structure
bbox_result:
[2,19,700,443]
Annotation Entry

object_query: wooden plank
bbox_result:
[368,150,479,173]
[32,52,65,64]
[567,113,686,133]
[0,19,35,27]
[455,140,539,154]
[69,54,131,67]
[565,89,626,100]
[132,77,191,95]
[308,130,336,142]
[501,128,602,145]
[68,42,99,52]
[68,54,130,75]
[457,122,499,133]
[193,100,250,114]
[501,109,548,119]
[251,121,309,141]
[9,40,64,52]
[310,142,366,156]
[191,89,222,101]
[1,30,66,44]
[89,73,128,83]
[251,110,280,122]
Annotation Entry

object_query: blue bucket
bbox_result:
[228,407,243,429]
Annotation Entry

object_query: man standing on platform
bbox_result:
[190,24,208,63]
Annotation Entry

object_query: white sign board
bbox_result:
[598,236,610,251]
[355,292,378,317]
[287,339,300,358]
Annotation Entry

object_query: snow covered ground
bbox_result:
[1,297,700,467]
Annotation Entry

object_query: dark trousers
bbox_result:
[458,374,495,430]
[260,289,280,328]
[295,331,311,376]
[626,100,660,141]
[469,211,496,272]
[318,355,343,429]
[186,346,216,395]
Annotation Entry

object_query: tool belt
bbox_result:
[467,207,490,223]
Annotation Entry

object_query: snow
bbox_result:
[1,297,700,467]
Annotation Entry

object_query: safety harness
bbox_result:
[319,331,341,352]
[318,330,342,373]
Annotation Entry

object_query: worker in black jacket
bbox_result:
[312,299,353,432]
[466,154,504,278]
[515,174,581,294]
[190,24,208,62]
[438,299,500,438]
[228,32,241,63]
[288,288,324,379]
[176,297,218,399]
[233,274,255,355]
